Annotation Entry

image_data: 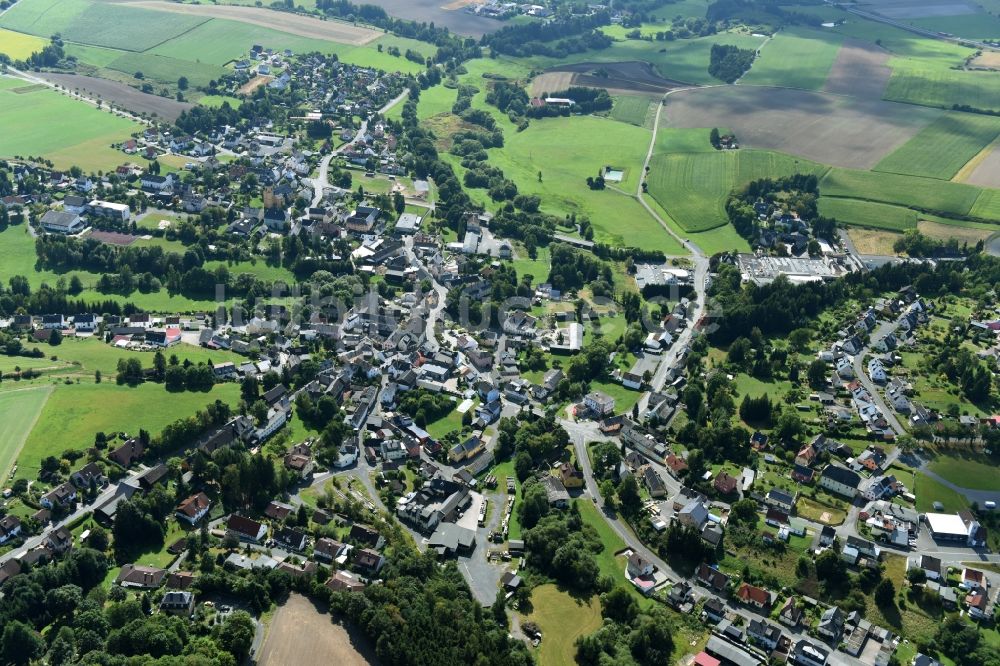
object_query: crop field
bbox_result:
[0,27,48,59]
[819,167,987,218]
[817,197,917,231]
[822,39,892,99]
[845,226,900,255]
[259,594,378,666]
[38,72,194,120]
[13,381,240,479]
[609,95,654,127]
[653,127,721,154]
[874,112,1000,180]
[0,387,52,481]
[646,149,829,232]
[917,218,998,244]
[740,26,843,90]
[959,140,1000,188]
[0,75,142,171]
[663,86,940,169]
[885,66,1000,110]
[104,52,229,90]
[970,188,1000,219]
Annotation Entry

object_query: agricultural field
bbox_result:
[818,198,918,231]
[38,72,194,121]
[11,381,240,479]
[663,85,941,169]
[646,149,828,232]
[653,127,720,154]
[927,454,999,492]
[0,75,142,172]
[0,387,52,480]
[0,27,48,59]
[819,168,985,218]
[259,594,378,666]
[740,26,843,90]
[873,112,1000,180]
[609,95,655,128]
[959,139,1000,188]
[822,39,892,99]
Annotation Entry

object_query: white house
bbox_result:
[867,358,887,384]
[584,391,615,417]
[175,492,212,525]
[835,356,854,379]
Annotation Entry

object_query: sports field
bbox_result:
[0,75,142,171]
[0,387,52,481]
[646,149,829,232]
[0,27,48,59]
[740,26,843,90]
[874,112,1000,180]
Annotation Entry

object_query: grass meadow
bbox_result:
[0,387,52,479]
[609,95,654,127]
[10,381,240,479]
[874,112,1000,180]
[0,75,141,171]
[819,168,983,218]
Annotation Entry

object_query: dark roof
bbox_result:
[822,464,861,488]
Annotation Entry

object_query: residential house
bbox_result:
[765,488,796,513]
[274,527,308,552]
[41,482,77,509]
[696,563,730,594]
[353,547,384,574]
[348,524,385,550]
[175,492,211,525]
[626,553,654,579]
[160,591,195,616]
[736,582,773,610]
[747,619,781,651]
[313,538,346,563]
[226,515,267,543]
[584,391,615,417]
[558,462,585,489]
[820,464,861,498]
[116,564,166,589]
[817,606,844,641]
[779,597,803,628]
[714,471,738,496]
[791,640,829,666]
[542,476,570,508]
[0,516,22,545]
[326,570,366,593]
[70,462,106,489]
[643,466,668,498]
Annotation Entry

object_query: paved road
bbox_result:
[309,89,409,208]
[851,321,906,437]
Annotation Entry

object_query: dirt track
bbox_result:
[37,72,192,121]
[114,1,382,44]
[823,39,892,100]
[665,85,940,169]
[258,594,380,666]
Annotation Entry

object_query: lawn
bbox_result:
[198,94,243,109]
[0,387,52,480]
[653,127,720,155]
[926,454,999,492]
[453,112,683,253]
[522,584,602,666]
[38,337,243,378]
[795,495,846,525]
[509,244,551,284]
[740,26,843,90]
[819,168,984,219]
[424,404,465,440]
[647,149,829,232]
[0,75,142,172]
[0,27,48,59]
[609,95,654,128]
[589,379,642,414]
[873,112,1000,181]
[817,198,917,232]
[11,381,240,479]
[914,471,968,513]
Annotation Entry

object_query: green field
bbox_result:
[927,455,1000,492]
[653,127,720,154]
[105,52,229,89]
[522,584,603,666]
[874,113,1000,180]
[0,387,52,480]
[11,381,240,479]
[914,471,968,513]
[609,95,654,127]
[0,75,141,172]
[646,149,829,231]
[819,168,983,218]
[970,188,1000,220]
[885,66,1000,111]
[453,113,683,253]
[740,26,843,90]
[818,197,917,231]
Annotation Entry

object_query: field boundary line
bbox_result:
[953,134,1000,183]
[136,16,213,53]
[0,384,53,481]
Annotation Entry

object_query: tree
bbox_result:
[1,621,45,666]
[617,474,641,515]
[874,578,895,608]
[94,369,102,384]
[630,610,674,666]
[68,274,83,295]
[807,359,828,389]
[518,481,549,530]
[729,499,757,527]
[153,350,167,381]
[513,451,533,482]
[492,589,508,629]
[50,328,62,346]
[600,586,639,624]
[177,76,188,90]
[709,127,721,149]
[815,549,846,584]
[218,610,256,661]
